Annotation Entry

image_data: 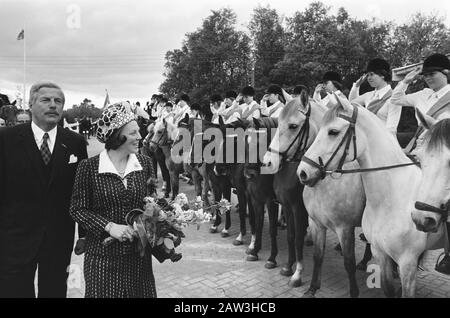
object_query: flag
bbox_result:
[17,29,24,41]
[103,89,110,109]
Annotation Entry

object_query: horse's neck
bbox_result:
[357,109,419,212]
[308,104,326,145]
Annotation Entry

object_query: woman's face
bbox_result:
[323,81,336,93]
[423,71,448,91]
[119,120,141,154]
[367,72,385,89]
[268,93,279,104]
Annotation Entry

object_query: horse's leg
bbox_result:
[398,255,418,298]
[378,251,396,298]
[265,200,278,269]
[246,196,264,261]
[356,243,373,271]
[289,199,308,288]
[190,167,202,201]
[280,206,295,277]
[210,173,223,233]
[247,191,256,253]
[157,147,171,197]
[303,219,326,298]
[222,177,232,236]
[233,187,247,246]
[337,227,359,298]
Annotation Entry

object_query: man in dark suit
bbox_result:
[0,82,88,298]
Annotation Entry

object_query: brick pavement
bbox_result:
[66,139,450,298]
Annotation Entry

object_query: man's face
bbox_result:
[224,98,233,107]
[16,113,31,124]
[243,95,253,104]
[30,87,64,129]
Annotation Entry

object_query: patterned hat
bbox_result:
[96,102,135,143]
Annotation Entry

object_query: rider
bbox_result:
[210,94,225,123]
[173,94,191,124]
[239,86,262,120]
[221,90,242,124]
[261,84,286,118]
[390,53,450,274]
[349,58,401,136]
[313,71,344,108]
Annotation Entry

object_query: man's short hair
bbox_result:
[29,82,65,106]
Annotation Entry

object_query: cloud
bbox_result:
[1,0,449,109]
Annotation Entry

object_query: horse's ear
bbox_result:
[162,118,167,126]
[183,113,189,122]
[300,90,309,108]
[416,108,436,130]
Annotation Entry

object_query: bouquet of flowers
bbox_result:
[102,193,232,263]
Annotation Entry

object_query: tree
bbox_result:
[387,13,450,68]
[248,5,285,89]
[160,8,252,103]
[64,98,102,122]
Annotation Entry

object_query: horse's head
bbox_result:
[0,105,19,126]
[243,117,277,179]
[412,114,450,233]
[263,91,317,174]
[297,93,365,186]
[149,119,169,152]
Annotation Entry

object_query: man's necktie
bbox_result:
[40,133,51,165]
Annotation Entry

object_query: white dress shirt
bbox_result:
[98,150,143,188]
[390,82,450,122]
[31,121,57,154]
[313,90,342,108]
[261,100,284,118]
[349,84,401,134]
[241,101,261,120]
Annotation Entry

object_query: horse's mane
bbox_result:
[254,117,278,129]
[424,118,450,152]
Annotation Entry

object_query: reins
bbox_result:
[301,103,420,179]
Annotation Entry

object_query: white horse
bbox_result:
[263,95,366,297]
[411,115,449,262]
[297,94,445,297]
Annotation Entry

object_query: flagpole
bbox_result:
[23,26,26,109]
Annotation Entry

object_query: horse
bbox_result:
[411,115,450,266]
[297,94,446,297]
[148,116,184,200]
[263,94,368,297]
[225,116,282,269]
[215,118,256,249]
[0,105,19,126]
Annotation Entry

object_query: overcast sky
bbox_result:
[1,0,450,109]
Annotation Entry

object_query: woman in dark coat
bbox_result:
[70,102,157,298]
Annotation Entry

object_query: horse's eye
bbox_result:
[328,129,339,136]
[289,124,298,130]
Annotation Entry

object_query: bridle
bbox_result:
[268,104,311,163]
[301,104,358,180]
[149,126,170,148]
[300,103,419,180]
[414,201,449,223]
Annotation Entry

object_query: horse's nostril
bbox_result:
[423,217,437,231]
[267,161,272,167]
[299,170,308,181]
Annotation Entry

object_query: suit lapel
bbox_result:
[19,124,47,188]
[47,126,69,191]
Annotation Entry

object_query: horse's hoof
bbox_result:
[305,239,313,246]
[221,232,230,238]
[302,290,316,298]
[356,262,367,271]
[246,254,258,262]
[280,267,294,277]
[233,240,243,246]
[334,243,342,252]
[246,248,255,255]
[209,228,218,234]
[289,278,302,288]
[265,261,277,269]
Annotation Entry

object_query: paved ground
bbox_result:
[66,138,450,298]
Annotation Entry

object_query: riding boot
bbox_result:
[435,223,450,275]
